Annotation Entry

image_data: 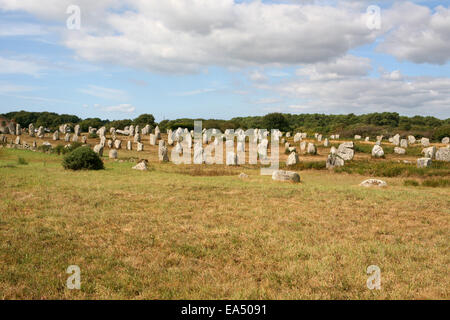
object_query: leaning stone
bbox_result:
[417,158,432,168]
[359,179,387,188]
[272,170,300,183]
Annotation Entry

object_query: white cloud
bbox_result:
[100,103,136,113]
[174,88,218,96]
[79,85,128,100]
[379,3,450,65]
[0,56,45,77]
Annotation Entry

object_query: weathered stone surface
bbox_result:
[422,146,436,159]
[154,126,161,140]
[300,141,307,152]
[72,134,78,142]
[442,137,450,144]
[400,139,408,148]
[107,139,113,148]
[417,157,432,168]
[323,138,330,147]
[127,140,132,150]
[16,124,21,136]
[74,124,81,136]
[326,153,344,169]
[37,126,44,138]
[28,123,35,137]
[354,135,361,140]
[392,134,400,146]
[149,134,157,145]
[372,145,384,158]
[137,143,144,152]
[421,137,430,147]
[394,147,406,155]
[134,133,140,143]
[158,140,169,162]
[64,133,70,142]
[294,133,302,142]
[109,149,118,159]
[14,136,20,145]
[226,152,238,166]
[238,173,249,179]
[286,152,299,166]
[408,135,416,144]
[365,137,370,142]
[337,143,354,161]
[114,139,122,149]
[132,160,148,171]
[435,148,450,162]
[53,131,59,141]
[272,170,300,183]
[93,144,104,157]
[359,179,387,187]
[306,143,317,155]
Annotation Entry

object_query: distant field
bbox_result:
[0,146,448,299]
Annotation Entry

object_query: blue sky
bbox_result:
[0,0,449,121]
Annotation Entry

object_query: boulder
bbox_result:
[408,135,416,144]
[337,143,354,161]
[306,143,317,155]
[372,145,384,158]
[326,153,344,169]
[422,146,436,159]
[272,170,300,183]
[421,137,430,147]
[114,139,122,149]
[354,135,361,140]
[238,173,249,179]
[435,148,450,162]
[394,147,406,155]
[132,160,148,171]
[400,139,408,148]
[417,158,432,168]
[392,134,400,146]
[359,179,387,188]
[442,137,450,144]
[300,141,307,152]
[64,133,70,142]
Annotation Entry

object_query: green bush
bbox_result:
[422,179,450,188]
[17,157,28,165]
[404,180,419,187]
[62,147,104,170]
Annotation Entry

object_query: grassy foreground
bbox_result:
[0,148,449,299]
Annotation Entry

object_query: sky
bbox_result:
[0,0,449,121]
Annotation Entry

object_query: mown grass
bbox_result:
[0,148,449,300]
[335,160,450,177]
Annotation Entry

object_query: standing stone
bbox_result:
[158,140,169,162]
[442,137,450,144]
[64,133,70,142]
[408,135,416,144]
[53,131,59,141]
[294,133,302,143]
[435,148,450,162]
[317,134,322,142]
[109,149,118,159]
[82,136,87,144]
[154,126,161,140]
[134,133,141,143]
[422,146,436,159]
[372,145,384,158]
[272,170,300,183]
[286,152,299,166]
[72,134,78,142]
[107,139,113,148]
[132,160,148,171]
[337,142,354,161]
[421,137,430,147]
[137,142,144,152]
[129,125,135,136]
[400,139,408,148]
[300,141,307,152]
[417,158,432,168]
[193,142,203,164]
[326,153,344,169]
[354,135,361,140]
[74,124,81,136]
[100,136,106,147]
[392,134,400,146]
[28,123,35,137]
[365,137,370,142]
[7,122,15,135]
[14,136,21,145]
[114,139,122,149]
[226,152,238,166]
[149,134,157,146]
[32,141,37,149]
[37,126,44,138]
[127,140,132,151]
[93,144,104,157]
[306,143,317,155]
[394,147,406,155]
[16,124,21,136]
[323,138,330,147]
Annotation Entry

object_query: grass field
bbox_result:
[0,145,449,300]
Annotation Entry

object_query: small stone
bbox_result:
[109,149,118,159]
[359,179,387,187]
[372,145,384,158]
[272,170,300,183]
[132,160,148,171]
[417,158,432,168]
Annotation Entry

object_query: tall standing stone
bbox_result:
[127,140,132,150]
[158,140,169,162]
[53,131,59,141]
[29,123,35,137]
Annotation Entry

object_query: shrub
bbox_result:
[62,147,104,170]
[404,180,419,187]
[17,157,28,165]
[37,144,52,153]
[422,179,450,188]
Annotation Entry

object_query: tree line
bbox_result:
[2,110,449,141]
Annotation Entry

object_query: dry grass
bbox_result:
[0,143,449,300]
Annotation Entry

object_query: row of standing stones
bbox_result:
[1,124,449,185]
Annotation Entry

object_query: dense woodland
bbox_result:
[2,110,450,141]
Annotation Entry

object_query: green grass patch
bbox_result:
[17,157,28,165]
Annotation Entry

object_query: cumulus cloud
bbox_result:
[99,103,136,113]
[379,2,450,65]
